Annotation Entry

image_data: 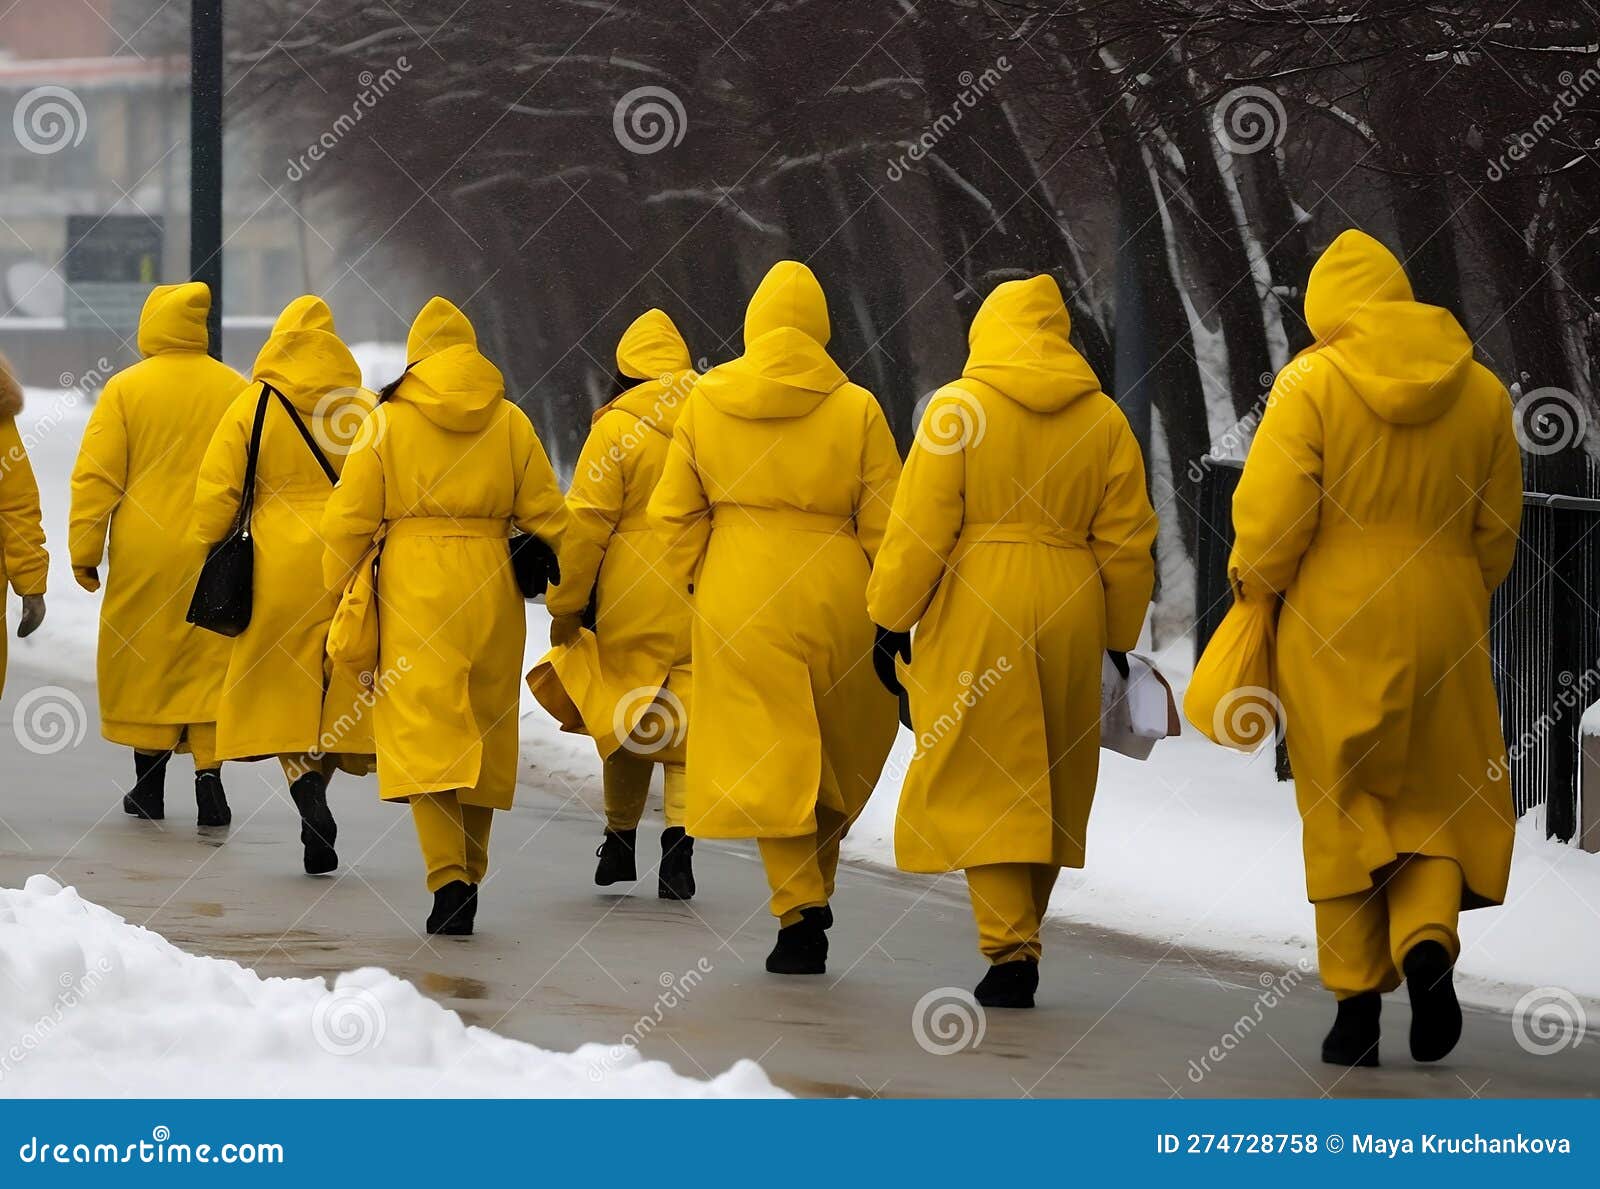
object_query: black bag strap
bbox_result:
[264,382,340,485]
[232,385,272,533]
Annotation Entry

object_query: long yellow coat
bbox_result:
[649,261,902,839]
[1230,230,1523,909]
[321,297,569,808]
[867,276,1158,873]
[0,361,48,697]
[193,296,376,763]
[529,309,698,761]
[68,283,245,746]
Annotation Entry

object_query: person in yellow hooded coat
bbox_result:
[322,297,568,935]
[68,282,245,827]
[529,308,699,900]
[648,261,901,974]
[866,275,1157,1009]
[193,296,376,875]
[1226,230,1522,1066]
[0,350,48,693]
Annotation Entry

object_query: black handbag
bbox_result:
[509,532,561,600]
[187,384,339,636]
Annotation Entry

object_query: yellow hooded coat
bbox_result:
[321,298,568,807]
[529,309,698,760]
[867,276,1158,872]
[193,296,376,762]
[1229,230,1523,909]
[68,283,245,745]
[648,261,902,839]
[0,353,48,695]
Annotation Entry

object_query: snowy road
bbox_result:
[2,663,1596,1098]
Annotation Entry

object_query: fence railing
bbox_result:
[1192,456,1595,842]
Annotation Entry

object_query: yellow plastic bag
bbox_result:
[1184,594,1282,752]
[328,533,383,679]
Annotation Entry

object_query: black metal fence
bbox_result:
[1193,457,1600,842]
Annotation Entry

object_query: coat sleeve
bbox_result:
[67,381,129,570]
[0,416,48,596]
[1090,409,1158,651]
[865,391,963,632]
[853,393,903,566]
[1473,387,1524,593]
[1228,377,1325,600]
[320,412,387,593]
[510,407,569,547]
[647,397,711,598]
[193,395,251,545]
[545,417,624,619]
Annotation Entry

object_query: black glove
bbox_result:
[873,624,912,697]
[1107,649,1130,680]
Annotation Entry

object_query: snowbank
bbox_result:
[0,877,782,1098]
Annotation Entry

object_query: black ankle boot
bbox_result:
[1403,940,1462,1062]
[658,827,696,900]
[123,751,168,820]
[427,880,474,935]
[975,957,1039,1009]
[766,907,829,975]
[194,768,231,828]
[1322,991,1382,1067]
[465,884,480,931]
[288,772,338,875]
[594,828,637,886]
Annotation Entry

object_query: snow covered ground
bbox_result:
[7,381,1600,1092]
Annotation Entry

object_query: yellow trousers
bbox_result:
[410,791,495,893]
[603,752,687,831]
[125,721,219,770]
[757,804,848,925]
[1314,855,1462,998]
[965,862,1061,963]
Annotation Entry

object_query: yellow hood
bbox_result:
[252,295,363,413]
[696,261,846,420]
[406,296,478,365]
[137,282,212,356]
[1304,229,1473,425]
[962,275,1102,413]
[394,299,504,433]
[597,309,697,434]
[0,348,21,417]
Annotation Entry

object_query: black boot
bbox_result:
[288,772,338,875]
[1403,940,1462,1062]
[766,907,829,975]
[975,957,1040,1009]
[194,768,231,828]
[658,827,696,900]
[594,828,637,886]
[427,880,474,935]
[123,751,168,820]
[1322,991,1382,1067]
[465,884,480,931]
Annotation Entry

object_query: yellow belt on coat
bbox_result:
[386,516,511,540]
[953,522,1089,558]
[709,505,852,535]
[1314,522,1475,558]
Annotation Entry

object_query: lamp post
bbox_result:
[190,0,223,358]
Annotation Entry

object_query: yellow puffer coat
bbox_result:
[1229,230,1523,909]
[68,283,245,744]
[867,276,1158,872]
[322,297,568,807]
[649,261,902,839]
[529,308,697,761]
[0,357,48,696]
[193,296,376,763]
